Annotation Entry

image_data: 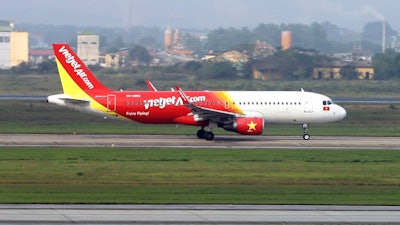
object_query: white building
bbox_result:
[0,21,28,69]
[77,30,99,66]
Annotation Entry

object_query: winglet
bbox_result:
[176,86,191,105]
[146,80,158,91]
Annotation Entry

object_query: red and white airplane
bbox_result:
[48,44,346,140]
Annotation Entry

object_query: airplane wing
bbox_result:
[176,86,243,123]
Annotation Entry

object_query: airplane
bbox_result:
[47,43,347,141]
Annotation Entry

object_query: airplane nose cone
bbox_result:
[336,106,347,120]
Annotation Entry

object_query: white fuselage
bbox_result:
[227,91,346,124]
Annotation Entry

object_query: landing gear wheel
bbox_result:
[303,133,310,140]
[302,124,310,140]
[204,131,214,141]
[197,129,206,139]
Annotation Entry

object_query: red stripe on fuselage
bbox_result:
[93,91,240,124]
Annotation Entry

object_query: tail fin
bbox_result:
[52,44,110,98]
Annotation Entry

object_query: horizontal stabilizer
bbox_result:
[47,94,90,107]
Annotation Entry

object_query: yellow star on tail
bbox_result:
[247,121,257,131]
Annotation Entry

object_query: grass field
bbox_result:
[0,74,399,204]
[0,147,399,204]
[1,73,400,97]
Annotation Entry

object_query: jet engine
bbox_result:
[221,117,264,135]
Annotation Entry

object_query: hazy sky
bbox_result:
[2,0,399,31]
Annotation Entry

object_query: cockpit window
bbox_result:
[323,100,333,105]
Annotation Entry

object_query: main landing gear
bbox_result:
[302,124,310,140]
[197,128,214,141]
[197,125,311,141]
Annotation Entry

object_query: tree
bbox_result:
[198,61,237,79]
[261,49,317,80]
[252,23,281,46]
[372,48,400,80]
[281,23,330,51]
[183,61,202,72]
[10,62,31,74]
[37,60,57,74]
[129,45,152,65]
[362,21,396,46]
[242,59,255,79]
[138,36,158,48]
[182,33,202,55]
[205,27,252,52]
[106,36,125,53]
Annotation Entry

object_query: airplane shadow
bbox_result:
[212,135,301,143]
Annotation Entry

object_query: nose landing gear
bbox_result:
[302,124,310,140]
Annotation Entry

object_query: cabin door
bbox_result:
[107,94,116,112]
[304,96,313,113]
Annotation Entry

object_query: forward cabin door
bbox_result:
[107,94,116,112]
[304,96,313,113]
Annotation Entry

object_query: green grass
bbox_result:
[1,100,399,136]
[0,147,399,204]
[1,73,400,97]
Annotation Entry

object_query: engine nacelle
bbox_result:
[221,117,264,135]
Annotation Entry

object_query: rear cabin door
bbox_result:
[107,94,116,112]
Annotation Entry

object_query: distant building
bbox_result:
[164,26,194,55]
[29,49,54,66]
[313,61,374,80]
[77,30,99,66]
[253,40,275,58]
[164,26,173,50]
[389,35,400,52]
[281,31,291,51]
[252,58,281,80]
[0,20,28,69]
[100,53,120,69]
[211,50,249,64]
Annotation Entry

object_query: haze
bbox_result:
[2,0,399,31]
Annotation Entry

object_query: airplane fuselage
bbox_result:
[50,90,346,125]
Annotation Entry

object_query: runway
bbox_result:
[1,204,400,224]
[0,133,399,149]
[1,134,400,224]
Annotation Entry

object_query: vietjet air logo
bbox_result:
[58,45,94,89]
[143,95,206,109]
[247,121,257,132]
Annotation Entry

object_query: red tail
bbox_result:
[52,43,110,94]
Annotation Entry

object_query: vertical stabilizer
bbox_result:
[52,43,110,99]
